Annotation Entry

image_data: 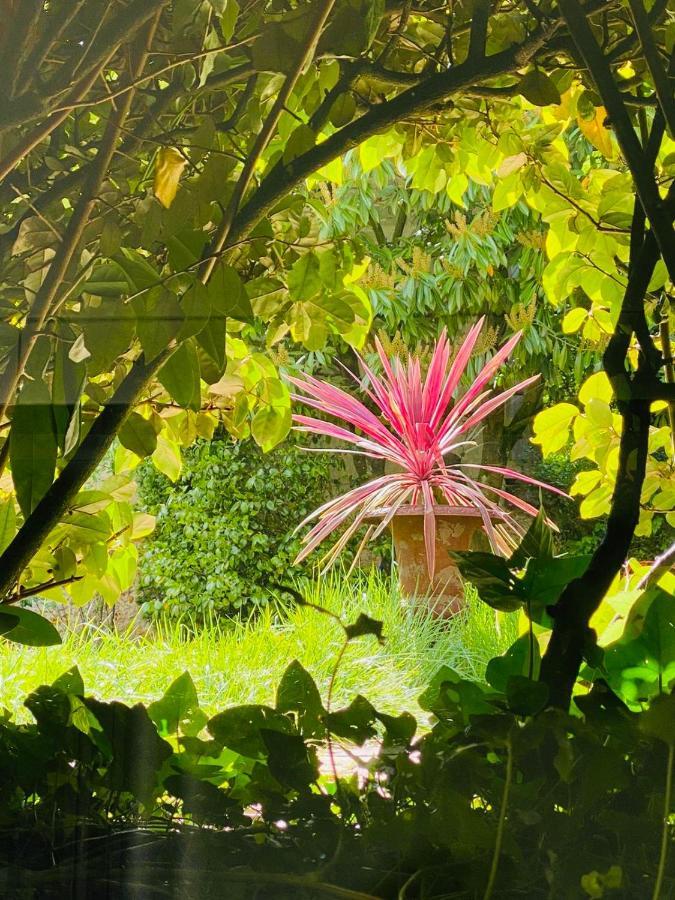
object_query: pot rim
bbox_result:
[366,504,508,519]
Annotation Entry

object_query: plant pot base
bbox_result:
[390,509,484,618]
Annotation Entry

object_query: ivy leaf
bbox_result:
[158,339,201,411]
[324,695,378,745]
[276,660,326,738]
[518,70,561,106]
[10,380,57,518]
[207,704,294,758]
[522,556,592,626]
[261,729,319,790]
[148,671,207,737]
[118,412,158,459]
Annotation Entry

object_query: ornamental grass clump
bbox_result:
[288,319,567,575]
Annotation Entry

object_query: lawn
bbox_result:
[0,573,517,722]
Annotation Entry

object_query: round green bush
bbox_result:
[137,436,346,621]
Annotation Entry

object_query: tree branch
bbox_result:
[227,18,560,247]
[557,0,675,280]
[201,0,339,283]
[626,0,675,136]
[0,5,165,425]
[0,349,170,602]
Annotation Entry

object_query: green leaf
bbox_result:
[10,380,57,517]
[207,704,294,758]
[114,248,161,292]
[522,556,592,625]
[208,262,253,324]
[178,281,211,340]
[133,287,184,362]
[288,253,322,301]
[148,671,207,737]
[152,435,182,482]
[531,403,578,456]
[220,0,239,41]
[82,262,128,297]
[283,124,316,165]
[0,610,19,637]
[449,550,523,612]
[52,666,85,695]
[251,404,291,452]
[605,589,675,705]
[518,70,561,106]
[0,497,16,554]
[1,606,61,647]
[158,339,201,411]
[80,298,135,375]
[640,691,675,745]
[118,412,158,459]
[508,507,554,569]
[324,695,378,745]
[196,317,227,375]
[486,634,540,692]
[506,676,549,716]
[261,729,319,789]
[329,92,357,128]
[276,660,325,738]
[52,336,86,455]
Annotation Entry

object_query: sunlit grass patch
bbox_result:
[0,573,516,721]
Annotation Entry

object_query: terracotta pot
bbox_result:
[389,506,485,617]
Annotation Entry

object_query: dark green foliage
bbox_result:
[0,664,672,899]
[136,436,351,619]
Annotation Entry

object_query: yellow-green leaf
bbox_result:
[154,147,187,209]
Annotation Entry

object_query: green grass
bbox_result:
[0,573,517,722]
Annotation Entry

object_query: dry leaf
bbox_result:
[154,147,187,209]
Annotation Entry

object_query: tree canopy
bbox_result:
[0,0,673,707]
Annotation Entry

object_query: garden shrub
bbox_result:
[137,435,350,620]
[1,662,672,899]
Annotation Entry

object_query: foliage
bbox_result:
[136,435,338,619]
[452,511,675,710]
[291,322,566,574]
[321,162,597,396]
[0,653,673,898]
[0,575,517,722]
[533,371,675,539]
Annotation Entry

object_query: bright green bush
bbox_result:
[137,436,346,620]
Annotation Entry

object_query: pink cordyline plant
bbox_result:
[288,318,568,575]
